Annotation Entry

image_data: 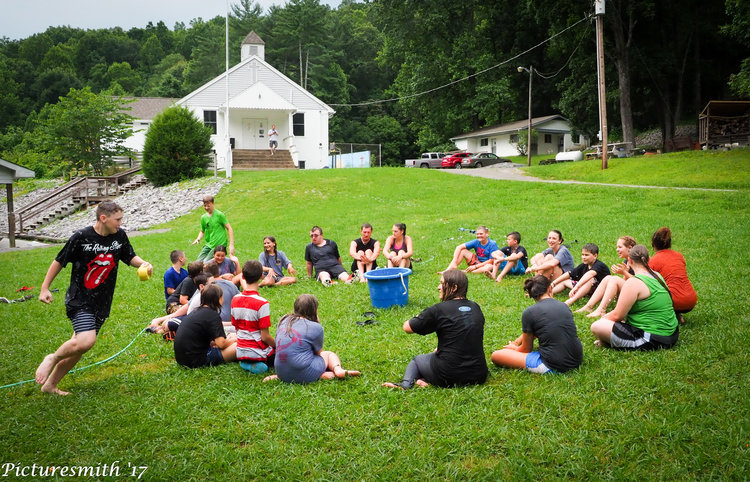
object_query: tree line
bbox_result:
[0,0,747,173]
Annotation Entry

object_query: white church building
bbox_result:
[126,32,335,171]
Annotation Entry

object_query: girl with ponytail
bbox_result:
[590,245,679,350]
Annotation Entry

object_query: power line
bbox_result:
[329,13,593,108]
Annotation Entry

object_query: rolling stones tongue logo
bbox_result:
[84,253,114,289]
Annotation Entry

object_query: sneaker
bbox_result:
[240,361,268,374]
[322,279,332,287]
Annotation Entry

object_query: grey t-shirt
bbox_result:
[259,250,292,277]
[521,298,582,372]
[274,317,326,383]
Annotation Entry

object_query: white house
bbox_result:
[450,115,588,157]
[126,32,335,171]
[122,97,177,155]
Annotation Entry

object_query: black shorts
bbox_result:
[317,264,346,279]
[610,322,678,350]
[70,310,105,334]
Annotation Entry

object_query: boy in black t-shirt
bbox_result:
[35,201,152,395]
[550,243,610,307]
[491,231,529,283]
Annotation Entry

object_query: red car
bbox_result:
[440,152,473,169]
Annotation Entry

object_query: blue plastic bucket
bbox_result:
[362,267,412,308]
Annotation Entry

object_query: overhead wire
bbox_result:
[328,12,593,107]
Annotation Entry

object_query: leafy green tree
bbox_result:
[39,44,76,73]
[139,34,165,71]
[181,17,227,93]
[35,87,134,175]
[142,105,212,186]
[106,61,142,94]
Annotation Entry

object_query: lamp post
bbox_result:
[517,65,533,166]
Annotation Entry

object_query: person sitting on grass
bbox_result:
[550,243,610,307]
[491,275,583,374]
[350,223,380,281]
[163,249,187,301]
[382,223,414,268]
[575,236,637,317]
[259,236,297,287]
[199,262,240,325]
[150,273,208,335]
[649,227,697,325]
[589,245,679,350]
[526,229,575,280]
[439,225,500,276]
[165,261,203,314]
[263,294,360,383]
[383,270,488,390]
[491,231,529,283]
[211,245,240,283]
[305,226,353,286]
[173,284,237,368]
[232,260,275,374]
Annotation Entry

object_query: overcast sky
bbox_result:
[1,0,342,41]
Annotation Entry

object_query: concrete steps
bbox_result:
[232,149,296,170]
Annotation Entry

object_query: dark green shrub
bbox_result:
[142,105,213,186]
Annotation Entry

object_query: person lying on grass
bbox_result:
[383,269,488,390]
[174,284,237,368]
[491,275,583,374]
[263,294,360,383]
[576,236,637,318]
[439,225,500,276]
[589,245,679,350]
[35,201,153,396]
[649,227,697,325]
[550,243,610,307]
[526,229,575,281]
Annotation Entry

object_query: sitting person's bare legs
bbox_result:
[587,277,625,318]
[321,350,360,379]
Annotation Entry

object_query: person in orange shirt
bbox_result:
[649,227,697,324]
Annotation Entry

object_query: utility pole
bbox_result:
[595,0,608,169]
[517,66,533,167]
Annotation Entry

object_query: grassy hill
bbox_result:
[1,161,748,479]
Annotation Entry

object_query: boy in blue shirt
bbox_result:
[163,250,188,300]
[440,225,500,275]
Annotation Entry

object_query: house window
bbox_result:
[293,113,305,136]
[204,110,217,135]
[510,134,519,143]
[544,134,552,143]
[480,138,488,147]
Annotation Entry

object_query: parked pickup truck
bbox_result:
[404,152,447,168]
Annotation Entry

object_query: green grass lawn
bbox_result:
[523,148,750,190]
[1,162,749,479]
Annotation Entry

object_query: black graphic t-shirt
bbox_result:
[55,226,136,320]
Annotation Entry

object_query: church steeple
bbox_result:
[241,31,265,61]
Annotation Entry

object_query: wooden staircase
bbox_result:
[232,149,296,170]
[12,167,148,234]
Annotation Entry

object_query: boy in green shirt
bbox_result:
[191,195,235,262]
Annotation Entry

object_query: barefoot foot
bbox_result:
[382,382,405,390]
[35,354,57,385]
[415,379,430,388]
[262,374,278,382]
[41,385,71,396]
[586,310,604,319]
